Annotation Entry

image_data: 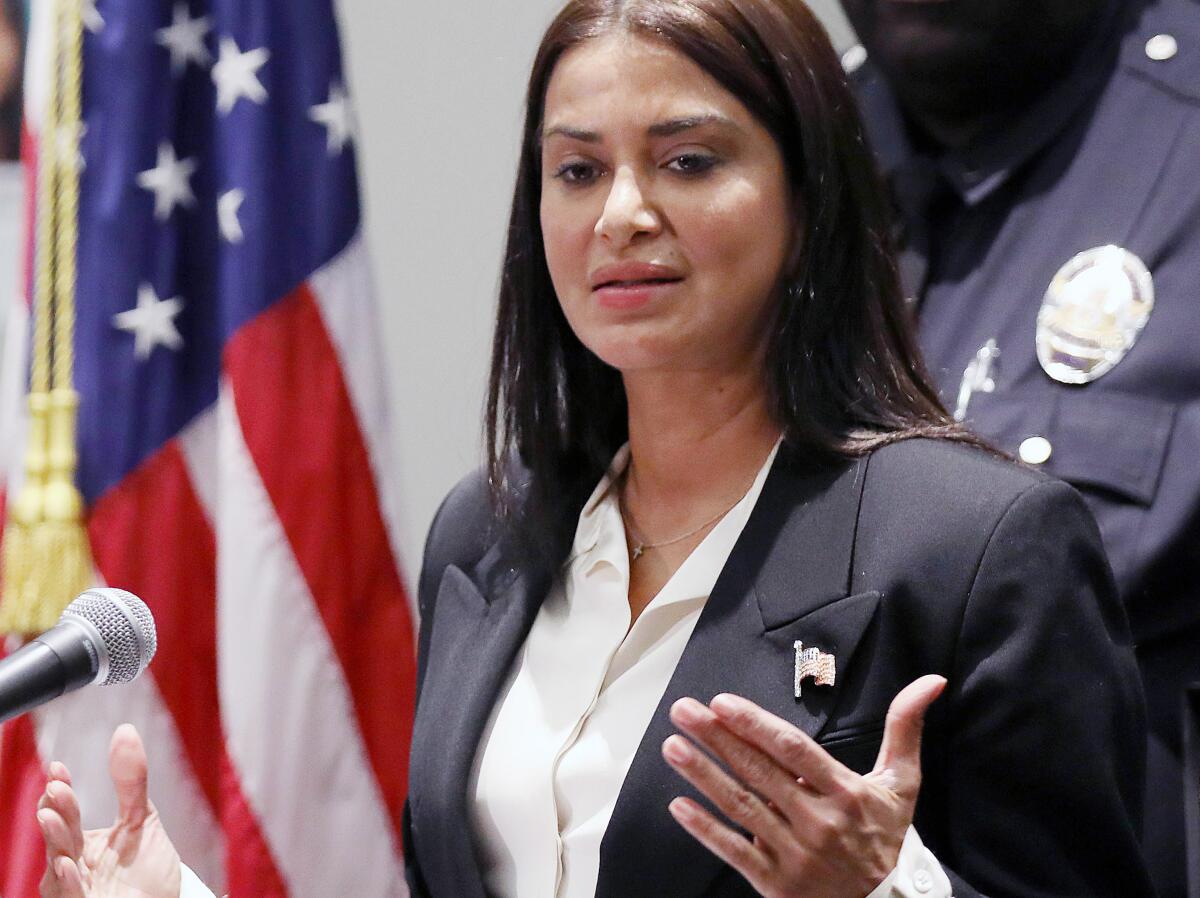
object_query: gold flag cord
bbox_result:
[1,0,93,634]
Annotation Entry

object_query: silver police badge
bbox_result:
[1037,246,1154,384]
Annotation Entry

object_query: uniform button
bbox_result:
[913,869,934,893]
[1145,33,1178,61]
[1019,436,1053,466]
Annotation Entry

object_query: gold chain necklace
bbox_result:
[618,472,753,561]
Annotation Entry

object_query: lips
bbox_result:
[595,277,684,289]
[590,262,685,291]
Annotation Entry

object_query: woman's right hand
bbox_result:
[37,724,182,898]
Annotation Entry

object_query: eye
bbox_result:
[553,160,604,186]
[666,153,718,176]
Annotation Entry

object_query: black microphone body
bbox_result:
[0,620,100,724]
[0,588,156,725]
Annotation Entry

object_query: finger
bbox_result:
[37,765,69,814]
[47,761,73,787]
[42,781,84,859]
[36,808,77,861]
[669,698,815,824]
[871,675,947,793]
[662,733,793,850]
[668,797,773,889]
[109,724,150,828]
[55,856,86,898]
[709,693,851,794]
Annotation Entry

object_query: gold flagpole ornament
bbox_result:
[0,0,93,633]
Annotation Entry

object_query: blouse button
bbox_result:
[912,868,935,893]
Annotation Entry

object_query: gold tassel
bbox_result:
[0,394,51,632]
[0,0,92,634]
[26,390,91,632]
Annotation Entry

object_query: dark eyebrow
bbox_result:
[646,114,739,137]
[541,124,602,144]
[540,114,740,145]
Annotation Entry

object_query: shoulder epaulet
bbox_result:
[1122,0,1200,104]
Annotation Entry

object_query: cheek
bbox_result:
[686,185,791,298]
[541,195,596,301]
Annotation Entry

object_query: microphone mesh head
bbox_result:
[62,589,157,685]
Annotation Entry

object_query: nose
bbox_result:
[595,166,661,245]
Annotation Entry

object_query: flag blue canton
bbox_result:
[73,0,361,504]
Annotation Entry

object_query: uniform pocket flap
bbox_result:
[977,390,1175,506]
[1040,392,1175,506]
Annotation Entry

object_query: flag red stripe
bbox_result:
[221,752,291,898]
[225,284,416,837]
[20,123,36,311]
[89,441,289,897]
[89,443,222,811]
[0,702,48,897]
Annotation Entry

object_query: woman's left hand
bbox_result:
[662,675,946,898]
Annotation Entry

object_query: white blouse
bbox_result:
[466,444,951,898]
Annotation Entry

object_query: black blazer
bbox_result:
[404,438,1152,898]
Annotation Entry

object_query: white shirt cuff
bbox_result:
[180,862,218,898]
[864,826,952,898]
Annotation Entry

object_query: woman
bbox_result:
[37,1,1151,896]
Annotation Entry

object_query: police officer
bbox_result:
[838,0,1200,894]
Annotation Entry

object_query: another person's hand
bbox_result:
[663,675,946,898]
[37,724,182,898]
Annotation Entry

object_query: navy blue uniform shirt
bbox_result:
[851,1,1200,895]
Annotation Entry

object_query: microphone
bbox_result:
[0,588,157,725]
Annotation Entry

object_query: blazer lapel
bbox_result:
[596,451,879,898]
[408,541,551,898]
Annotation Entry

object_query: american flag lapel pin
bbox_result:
[794,641,836,699]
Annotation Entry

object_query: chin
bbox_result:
[575,327,685,375]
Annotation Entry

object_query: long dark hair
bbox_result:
[487,0,977,562]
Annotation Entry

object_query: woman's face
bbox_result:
[539,34,794,376]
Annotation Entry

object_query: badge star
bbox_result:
[156,3,212,75]
[212,37,270,114]
[136,142,197,221]
[308,82,355,155]
[82,0,104,33]
[113,284,185,360]
[218,188,245,243]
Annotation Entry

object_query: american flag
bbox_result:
[0,1,416,895]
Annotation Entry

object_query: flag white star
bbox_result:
[212,37,270,114]
[219,188,245,243]
[82,0,104,33]
[136,142,197,221]
[308,82,355,155]
[113,284,185,360]
[156,3,211,75]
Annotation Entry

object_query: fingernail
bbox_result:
[668,797,696,821]
[671,698,709,726]
[663,736,694,764]
[710,693,744,715]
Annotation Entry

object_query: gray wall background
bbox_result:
[337,1,857,575]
